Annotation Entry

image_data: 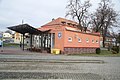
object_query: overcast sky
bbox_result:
[0,0,120,31]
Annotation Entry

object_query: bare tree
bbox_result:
[111,31,120,53]
[91,0,119,47]
[66,0,91,31]
[111,30,119,46]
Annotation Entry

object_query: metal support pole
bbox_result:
[44,34,46,49]
[51,33,53,49]
[41,34,43,50]
[30,34,32,48]
[49,33,51,49]
[47,34,49,48]
[23,34,25,51]
[39,35,41,48]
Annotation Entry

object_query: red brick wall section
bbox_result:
[64,47,96,54]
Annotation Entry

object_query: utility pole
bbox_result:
[22,19,24,51]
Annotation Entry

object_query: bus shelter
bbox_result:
[8,24,52,52]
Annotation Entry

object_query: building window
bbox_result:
[61,21,66,25]
[68,37,72,42]
[96,40,99,43]
[86,38,89,43]
[92,40,94,43]
[78,38,81,42]
[67,23,71,26]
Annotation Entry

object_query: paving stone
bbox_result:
[0,72,103,80]
[0,49,120,80]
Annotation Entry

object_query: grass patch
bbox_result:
[3,43,28,48]
[3,43,20,47]
[68,50,120,57]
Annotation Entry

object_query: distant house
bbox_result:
[14,32,22,44]
[14,32,30,45]
[3,32,14,43]
[38,17,100,54]
[3,33,12,38]
[100,32,115,48]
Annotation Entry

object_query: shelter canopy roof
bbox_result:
[8,24,50,34]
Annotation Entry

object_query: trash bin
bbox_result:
[51,49,60,54]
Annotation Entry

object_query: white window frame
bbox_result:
[96,40,99,43]
[86,38,89,43]
[92,39,94,43]
[68,37,72,42]
[78,38,82,42]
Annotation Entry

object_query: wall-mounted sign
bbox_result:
[58,32,62,39]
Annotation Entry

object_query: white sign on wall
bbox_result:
[58,32,62,39]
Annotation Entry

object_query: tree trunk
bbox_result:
[78,20,82,31]
[102,27,107,48]
[102,35,105,48]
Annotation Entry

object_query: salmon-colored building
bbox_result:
[38,17,100,54]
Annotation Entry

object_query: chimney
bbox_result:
[52,18,55,21]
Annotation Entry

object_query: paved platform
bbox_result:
[0,48,120,80]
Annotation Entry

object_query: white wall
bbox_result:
[3,33,12,38]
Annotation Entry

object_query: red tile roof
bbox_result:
[41,17,78,27]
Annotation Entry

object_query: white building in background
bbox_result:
[14,32,30,46]
[14,32,22,44]
[0,31,30,44]
[3,32,14,43]
[3,33,12,38]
